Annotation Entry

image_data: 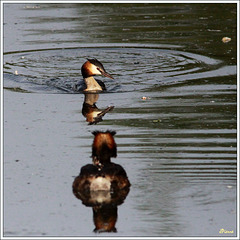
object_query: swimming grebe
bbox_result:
[81,58,114,92]
[72,131,130,193]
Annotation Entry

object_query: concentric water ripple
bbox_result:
[3,45,236,93]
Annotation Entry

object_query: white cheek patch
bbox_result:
[90,64,102,75]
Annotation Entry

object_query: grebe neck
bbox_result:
[84,76,102,92]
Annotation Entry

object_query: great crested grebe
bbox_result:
[80,58,114,92]
[72,131,130,193]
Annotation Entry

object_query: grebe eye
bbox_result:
[97,67,103,73]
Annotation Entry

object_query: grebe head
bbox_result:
[92,130,117,165]
[81,58,114,79]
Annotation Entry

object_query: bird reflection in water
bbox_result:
[82,93,114,125]
[72,130,130,233]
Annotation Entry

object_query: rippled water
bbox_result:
[4,44,236,93]
[3,3,237,238]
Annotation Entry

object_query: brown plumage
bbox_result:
[92,130,117,164]
[72,130,130,193]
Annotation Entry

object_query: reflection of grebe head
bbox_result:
[81,58,114,79]
[92,130,117,164]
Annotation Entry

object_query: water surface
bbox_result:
[3,3,237,238]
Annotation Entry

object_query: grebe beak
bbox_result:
[97,68,114,79]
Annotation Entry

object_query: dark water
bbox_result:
[3,3,237,238]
